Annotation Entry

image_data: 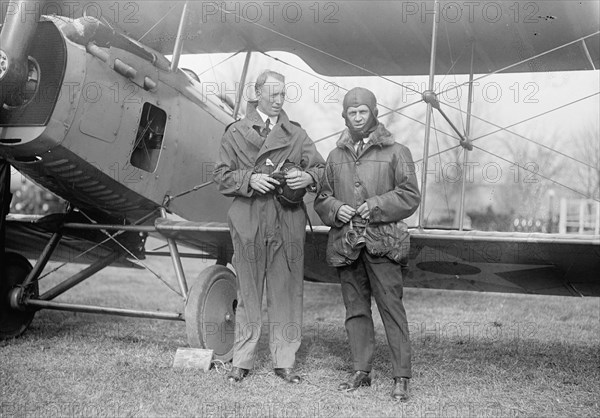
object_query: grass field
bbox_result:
[1,251,598,417]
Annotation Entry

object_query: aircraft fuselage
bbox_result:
[0,16,232,224]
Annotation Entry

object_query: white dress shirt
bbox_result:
[256,108,278,127]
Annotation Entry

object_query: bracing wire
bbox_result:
[205,3,599,204]
[417,92,600,171]
[197,51,242,77]
[474,145,599,202]
[260,52,455,144]
[214,3,422,96]
[437,31,600,97]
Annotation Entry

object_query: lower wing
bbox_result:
[7,215,599,296]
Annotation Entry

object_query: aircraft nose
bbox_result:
[0,2,40,107]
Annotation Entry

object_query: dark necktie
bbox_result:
[261,119,271,138]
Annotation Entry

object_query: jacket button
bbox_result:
[355,182,360,187]
[356,161,360,166]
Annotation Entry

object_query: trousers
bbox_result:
[338,251,412,378]
[229,200,305,370]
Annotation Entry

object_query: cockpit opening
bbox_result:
[130,103,166,173]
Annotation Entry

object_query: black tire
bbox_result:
[0,252,38,340]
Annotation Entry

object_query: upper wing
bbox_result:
[47,0,600,75]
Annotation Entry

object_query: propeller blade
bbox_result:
[0,0,41,107]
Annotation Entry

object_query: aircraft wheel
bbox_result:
[0,252,38,340]
[185,265,237,362]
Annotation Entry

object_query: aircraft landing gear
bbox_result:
[185,265,237,362]
[0,252,39,340]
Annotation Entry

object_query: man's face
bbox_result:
[346,105,371,131]
[256,77,286,117]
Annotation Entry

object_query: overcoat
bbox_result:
[214,101,324,252]
[213,101,324,368]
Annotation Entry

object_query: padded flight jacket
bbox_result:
[314,122,421,266]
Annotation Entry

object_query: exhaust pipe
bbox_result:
[0,0,42,107]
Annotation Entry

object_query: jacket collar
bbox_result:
[336,122,396,149]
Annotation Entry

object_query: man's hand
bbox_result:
[336,205,356,224]
[250,173,280,194]
[356,202,370,220]
[285,168,314,190]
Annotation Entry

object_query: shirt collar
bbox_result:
[354,138,368,152]
[256,108,278,127]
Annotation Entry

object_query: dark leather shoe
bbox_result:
[391,377,409,401]
[274,368,302,384]
[338,371,371,391]
[227,367,249,383]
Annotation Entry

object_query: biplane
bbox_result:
[1,1,599,361]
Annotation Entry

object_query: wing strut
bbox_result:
[160,208,189,301]
[422,91,472,151]
[418,0,475,228]
[581,39,597,71]
[458,42,476,231]
[170,1,191,72]
[417,0,441,229]
[233,52,253,119]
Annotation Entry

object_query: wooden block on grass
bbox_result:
[172,347,213,371]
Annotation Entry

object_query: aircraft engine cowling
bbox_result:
[0,17,162,223]
[0,20,66,127]
[1,14,232,225]
[0,0,41,108]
